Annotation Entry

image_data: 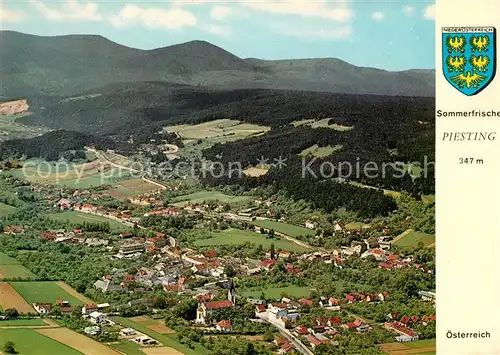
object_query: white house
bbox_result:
[120,328,137,336]
[33,303,52,315]
[305,221,318,229]
[84,326,100,336]
[89,311,107,324]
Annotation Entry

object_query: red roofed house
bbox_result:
[275,337,289,346]
[345,294,356,303]
[216,320,232,332]
[294,326,309,336]
[384,322,419,342]
[203,251,217,258]
[329,297,341,307]
[279,343,295,354]
[260,259,277,270]
[299,298,313,307]
[196,300,233,324]
[41,232,56,240]
[255,305,266,314]
[328,317,341,326]
[82,304,98,315]
[306,335,322,348]
[400,315,411,325]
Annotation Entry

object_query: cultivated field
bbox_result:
[393,230,435,249]
[45,211,127,232]
[0,282,35,313]
[250,220,314,238]
[170,190,252,206]
[130,315,175,334]
[0,318,49,327]
[292,118,354,131]
[142,347,184,355]
[9,281,90,306]
[349,181,402,198]
[0,203,16,217]
[241,286,312,299]
[37,327,120,355]
[194,228,308,253]
[108,178,162,198]
[381,339,436,355]
[0,328,82,354]
[300,144,343,157]
[0,252,36,280]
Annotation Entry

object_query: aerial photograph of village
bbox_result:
[0,1,436,354]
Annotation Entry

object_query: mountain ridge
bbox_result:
[0,30,435,97]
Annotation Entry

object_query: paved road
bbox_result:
[256,312,314,355]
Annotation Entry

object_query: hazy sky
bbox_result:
[1,0,436,70]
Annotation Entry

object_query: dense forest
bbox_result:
[199,93,434,217]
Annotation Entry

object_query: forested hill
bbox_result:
[1,31,434,97]
[19,83,435,138]
[0,130,115,161]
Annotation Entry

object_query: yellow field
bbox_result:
[37,327,120,355]
[243,167,269,177]
[0,283,35,313]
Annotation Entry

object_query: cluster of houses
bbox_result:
[40,229,109,247]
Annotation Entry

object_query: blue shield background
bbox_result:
[442,27,496,96]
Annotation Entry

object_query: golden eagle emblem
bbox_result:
[470,35,490,52]
[446,35,466,53]
[446,55,466,72]
[469,55,490,72]
[450,71,487,89]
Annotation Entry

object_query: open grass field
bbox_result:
[8,158,133,189]
[113,317,209,355]
[167,119,270,140]
[393,230,435,249]
[300,144,342,157]
[107,178,162,198]
[250,220,314,237]
[194,228,309,253]
[44,211,127,232]
[344,222,371,230]
[349,181,402,198]
[37,327,120,355]
[164,119,270,158]
[422,195,435,204]
[9,281,89,306]
[0,328,83,354]
[0,252,36,280]
[0,282,35,313]
[0,203,16,217]
[292,118,354,131]
[381,339,436,355]
[170,190,252,206]
[0,318,48,327]
[129,315,175,334]
[241,286,312,299]
[55,281,94,304]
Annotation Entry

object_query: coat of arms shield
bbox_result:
[442,26,496,96]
